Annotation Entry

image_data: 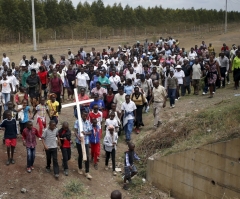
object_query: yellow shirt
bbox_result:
[47,100,59,116]
[131,93,147,106]
[232,56,240,71]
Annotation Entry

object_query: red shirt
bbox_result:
[50,77,62,93]
[76,59,84,66]
[22,127,41,148]
[88,111,102,129]
[38,71,48,84]
[61,130,71,148]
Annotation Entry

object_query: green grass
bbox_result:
[63,179,87,198]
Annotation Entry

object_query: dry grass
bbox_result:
[137,97,240,162]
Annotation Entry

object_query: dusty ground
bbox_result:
[0,28,240,199]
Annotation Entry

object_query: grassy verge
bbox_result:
[137,97,240,162]
[63,179,88,198]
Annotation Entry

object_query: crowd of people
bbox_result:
[0,38,239,191]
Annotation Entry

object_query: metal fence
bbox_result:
[0,23,239,53]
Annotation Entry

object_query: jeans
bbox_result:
[105,149,116,171]
[168,89,176,106]
[45,148,59,174]
[61,147,71,170]
[76,143,90,173]
[124,119,134,141]
[27,147,35,168]
[2,93,10,110]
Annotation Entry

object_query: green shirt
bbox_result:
[98,76,110,88]
[21,71,31,87]
[232,56,240,71]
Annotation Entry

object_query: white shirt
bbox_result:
[113,93,126,113]
[105,118,119,135]
[174,70,185,85]
[188,51,197,60]
[133,65,142,74]
[57,71,66,83]
[2,57,10,68]
[126,73,136,81]
[7,75,19,92]
[76,72,90,87]
[68,53,75,60]
[192,64,202,79]
[109,75,120,91]
[30,62,40,73]
[0,79,11,93]
[19,59,27,66]
[121,100,136,121]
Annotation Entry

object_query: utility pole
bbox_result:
[31,0,37,51]
[225,0,227,33]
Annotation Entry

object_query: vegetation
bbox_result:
[137,97,240,162]
[0,0,240,34]
[63,179,86,198]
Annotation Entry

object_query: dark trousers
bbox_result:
[76,143,90,173]
[135,105,144,128]
[20,122,27,134]
[50,116,58,125]
[53,92,61,112]
[181,84,191,96]
[61,147,71,170]
[220,67,227,87]
[27,147,35,168]
[45,148,59,174]
[105,149,116,171]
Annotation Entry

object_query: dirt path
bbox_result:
[0,29,240,199]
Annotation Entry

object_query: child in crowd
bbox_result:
[109,103,121,135]
[89,118,100,170]
[88,104,103,161]
[47,93,59,125]
[103,125,118,176]
[0,110,18,165]
[41,120,59,178]
[123,142,140,190]
[32,97,50,140]
[17,99,31,134]
[105,111,119,136]
[2,101,18,144]
[15,86,28,105]
[58,122,71,176]
[22,121,41,173]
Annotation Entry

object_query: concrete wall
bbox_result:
[147,138,240,199]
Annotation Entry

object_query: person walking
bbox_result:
[149,80,167,129]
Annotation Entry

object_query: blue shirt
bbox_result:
[21,106,30,123]
[74,119,92,144]
[124,85,134,95]
[89,99,105,110]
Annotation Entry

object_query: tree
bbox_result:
[43,0,63,29]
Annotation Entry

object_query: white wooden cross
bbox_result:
[62,88,93,161]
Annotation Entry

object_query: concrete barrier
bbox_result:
[147,138,240,199]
